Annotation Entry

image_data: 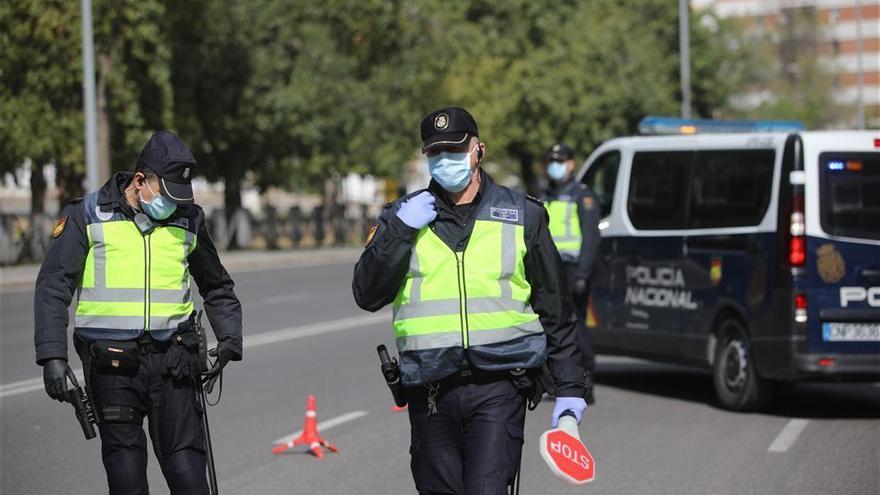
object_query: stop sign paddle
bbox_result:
[538,412,595,485]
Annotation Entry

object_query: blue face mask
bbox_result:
[428,150,474,193]
[139,182,178,220]
[547,161,568,181]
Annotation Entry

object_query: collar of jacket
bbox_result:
[544,178,578,199]
[97,172,136,216]
[428,168,493,216]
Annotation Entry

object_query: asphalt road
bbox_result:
[2,256,878,494]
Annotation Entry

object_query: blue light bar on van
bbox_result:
[638,116,805,135]
[827,160,845,171]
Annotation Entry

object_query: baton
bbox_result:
[197,379,219,495]
[194,311,219,495]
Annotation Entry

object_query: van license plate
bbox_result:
[822,322,880,342]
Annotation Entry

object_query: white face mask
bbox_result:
[138,181,177,220]
[428,150,475,192]
[547,161,567,181]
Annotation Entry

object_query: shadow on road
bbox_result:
[594,357,880,420]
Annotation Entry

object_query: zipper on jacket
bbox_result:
[454,251,469,348]
[143,233,151,332]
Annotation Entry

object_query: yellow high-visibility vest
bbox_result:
[391,185,547,385]
[75,192,195,334]
[546,198,582,257]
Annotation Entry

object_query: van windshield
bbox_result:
[819,152,880,241]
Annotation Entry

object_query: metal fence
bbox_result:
[0,204,376,266]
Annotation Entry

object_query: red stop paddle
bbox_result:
[538,411,596,485]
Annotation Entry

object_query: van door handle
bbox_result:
[861,268,880,279]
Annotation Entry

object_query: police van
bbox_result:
[578,118,880,411]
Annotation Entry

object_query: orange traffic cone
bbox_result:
[272,395,338,459]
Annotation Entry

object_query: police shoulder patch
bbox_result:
[364,224,379,246]
[52,216,68,238]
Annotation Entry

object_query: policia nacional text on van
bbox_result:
[35,131,242,494]
[353,107,589,494]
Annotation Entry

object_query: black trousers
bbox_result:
[563,263,596,375]
[405,378,526,495]
[77,340,208,495]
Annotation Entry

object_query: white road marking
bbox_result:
[0,312,390,399]
[0,369,86,399]
[259,292,312,305]
[272,410,369,445]
[238,313,388,350]
[768,419,810,453]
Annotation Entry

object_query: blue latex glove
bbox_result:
[396,191,437,229]
[552,397,588,427]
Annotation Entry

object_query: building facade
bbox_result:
[693,0,879,127]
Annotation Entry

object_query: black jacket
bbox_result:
[352,169,587,398]
[34,172,243,365]
[543,179,601,281]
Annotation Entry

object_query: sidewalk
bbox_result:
[0,247,363,292]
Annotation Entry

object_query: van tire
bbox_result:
[712,319,774,411]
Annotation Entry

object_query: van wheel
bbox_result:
[713,319,773,411]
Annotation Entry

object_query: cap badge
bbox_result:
[183,167,190,179]
[434,113,449,130]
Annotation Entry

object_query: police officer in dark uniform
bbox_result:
[353,108,588,495]
[35,130,242,494]
[542,143,600,403]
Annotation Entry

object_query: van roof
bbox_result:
[597,130,878,151]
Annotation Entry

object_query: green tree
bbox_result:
[0,0,85,208]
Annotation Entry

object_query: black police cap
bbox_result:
[546,143,575,162]
[137,130,197,205]
[420,107,479,152]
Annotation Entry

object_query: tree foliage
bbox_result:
[4,0,749,212]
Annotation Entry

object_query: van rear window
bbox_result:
[819,152,880,241]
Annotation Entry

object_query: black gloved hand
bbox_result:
[164,330,202,382]
[202,341,238,394]
[43,359,72,402]
[573,278,588,302]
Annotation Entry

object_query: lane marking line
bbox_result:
[768,419,809,453]
[272,410,369,445]
[1,312,389,399]
[259,292,312,305]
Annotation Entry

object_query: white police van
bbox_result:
[578,117,880,411]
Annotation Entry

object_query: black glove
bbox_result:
[164,331,201,382]
[202,341,238,394]
[43,359,72,402]
[573,278,588,303]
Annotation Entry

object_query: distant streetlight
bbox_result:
[679,0,692,119]
[81,0,98,191]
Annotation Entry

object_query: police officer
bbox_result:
[35,130,242,494]
[353,108,588,495]
[542,143,599,403]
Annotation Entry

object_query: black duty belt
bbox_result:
[136,336,172,354]
[438,368,523,387]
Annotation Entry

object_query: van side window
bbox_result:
[627,151,692,230]
[689,150,775,228]
[582,151,620,218]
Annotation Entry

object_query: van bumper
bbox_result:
[790,353,880,381]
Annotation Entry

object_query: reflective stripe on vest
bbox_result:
[392,219,542,353]
[546,199,582,256]
[75,214,196,332]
